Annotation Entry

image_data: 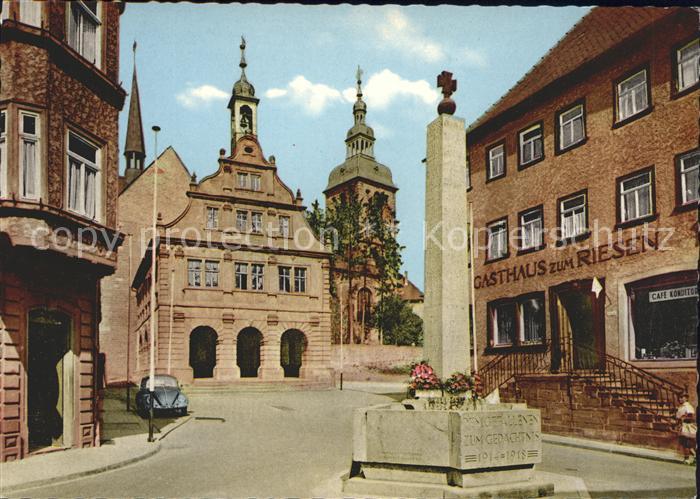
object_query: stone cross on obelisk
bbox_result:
[423,70,471,378]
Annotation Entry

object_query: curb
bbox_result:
[543,433,684,464]
[1,441,161,495]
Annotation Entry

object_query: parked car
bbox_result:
[135,374,188,417]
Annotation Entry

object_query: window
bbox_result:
[205,261,219,288]
[0,110,5,197]
[251,174,261,191]
[519,207,543,251]
[235,263,248,290]
[557,104,585,151]
[188,260,202,287]
[519,295,545,344]
[490,301,516,346]
[294,268,307,293]
[279,216,290,238]
[20,1,41,26]
[251,212,262,233]
[20,112,40,200]
[251,264,264,291]
[488,293,546,348]
[619,169,653,223]
[1,1,10,22]
[676,39,699,92]
[628,271,697,360]
[518,123,543,167]
[616,69,649,122]
[486,219,508,261]
[237,172,248,189]
[67,132,99,219]
[67,1,101,65]
[486,142,505,180]
[236,210,248,232]
[678,149,699,206]
[278,266,292,293]
[206,207,219,229]
[559,192,587,240]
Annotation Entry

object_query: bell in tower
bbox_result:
[228,36,260,152]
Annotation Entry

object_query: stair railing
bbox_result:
[478,340,552,397]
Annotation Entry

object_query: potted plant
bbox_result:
[443,371,481,407]
[408,361,442,398]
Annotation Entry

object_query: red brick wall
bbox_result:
[501,375,683,453]
[467,10,698,383]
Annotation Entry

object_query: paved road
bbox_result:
[13,389,697,498]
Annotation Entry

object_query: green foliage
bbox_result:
[373,294,423,346]
[304,199,326,240]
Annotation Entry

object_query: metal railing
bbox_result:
[478,340,553,398]
[478,337,686,421]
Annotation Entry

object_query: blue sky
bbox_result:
[119,4,590,290]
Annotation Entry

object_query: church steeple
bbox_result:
[124,41,146,184]
[228,36,260,153]
[345,66,375,159]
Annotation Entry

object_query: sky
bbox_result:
[118,4,590,290]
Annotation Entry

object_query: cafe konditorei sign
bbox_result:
[475,232,663,289]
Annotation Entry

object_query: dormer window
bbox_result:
[67,1,101,66]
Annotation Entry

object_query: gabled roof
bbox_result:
[468,7,684,135]
[399,276,424,302]
[119,146,191,196]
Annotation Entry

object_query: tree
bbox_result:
[372,294,423,346]
[305,199,326,240]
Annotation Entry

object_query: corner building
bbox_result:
[0,2,126,460]
[467,7,698,449]
[103,41,334,387]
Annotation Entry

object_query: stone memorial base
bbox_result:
[343,399,554,498]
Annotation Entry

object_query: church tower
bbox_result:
[228,37,259,153]
[324,67,399,345]
[124,41,145,185]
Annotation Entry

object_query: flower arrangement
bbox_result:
[443,372,476,395]
[408,361,441,391]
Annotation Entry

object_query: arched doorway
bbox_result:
[237,328,262,378]
[28,309,71,450]
[189,327,218,378]
[280,329,307,378]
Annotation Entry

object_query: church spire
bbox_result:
[345,65,374,159]
[124,40,145,184]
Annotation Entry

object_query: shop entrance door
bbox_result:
[28,310,71,450]
[550,279,605,372]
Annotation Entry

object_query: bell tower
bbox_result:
[228,36,259,153]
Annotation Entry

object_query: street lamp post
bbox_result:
[148,125,160,443]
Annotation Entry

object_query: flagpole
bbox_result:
[168,268,174,375]
[148,125,160,443]
[339,296,344,390]
[469,202,478,373]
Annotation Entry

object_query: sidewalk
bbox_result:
[0,433,160,495]
[543,433,685,464]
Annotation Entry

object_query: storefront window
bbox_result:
[628,271,698,360]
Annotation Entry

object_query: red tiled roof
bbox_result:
[469,7,682,133]
[399,278,424,302]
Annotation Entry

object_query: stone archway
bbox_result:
[237,327,262,378]
[280,329,307,378]
[189,326,218,379]
[27,309,71,450]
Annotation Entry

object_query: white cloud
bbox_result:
[353,69,439,110]
[265,75,344,115]
[176,84,228,109]
[266,70,438,115]
[376,7,445,63]
[461,47,487,68]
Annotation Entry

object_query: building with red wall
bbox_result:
[0,1,125,461]
[467,7,698,450]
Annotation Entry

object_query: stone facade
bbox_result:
[0,1,125,461]
[467,8,698,394]
[129,138,333,384]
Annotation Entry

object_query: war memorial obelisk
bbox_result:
[424,70,471,377]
